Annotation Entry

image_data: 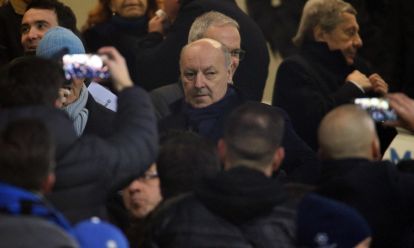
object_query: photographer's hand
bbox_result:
[56,88,71,108]
[98,47,133,92]
[385,93,414,132]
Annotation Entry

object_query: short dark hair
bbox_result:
[26,0,79,36]
[0,119,55,191]
[224,102,285,168]
[157,131,220,199]
[0,56,64,107]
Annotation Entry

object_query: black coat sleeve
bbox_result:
[57,86,158,192]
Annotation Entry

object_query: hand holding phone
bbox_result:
[98,47,133,92]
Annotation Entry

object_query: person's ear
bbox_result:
[41,173,55,194]
[217,139,228,168]
[226,65,233,83]
[313,25,326,42]
[272,147,285,172]
[372,137,381,161]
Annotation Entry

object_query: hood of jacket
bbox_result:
[195,166,287,224]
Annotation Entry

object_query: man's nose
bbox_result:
[353,33,363,48]
[194,72,205,88]
[127,179,144,193]
[27,28,40,40]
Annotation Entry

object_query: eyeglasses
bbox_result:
[139,171,159,181]
[230,49,246,61]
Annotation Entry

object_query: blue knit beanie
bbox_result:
[297,193,371,248]
[36,26,85,59]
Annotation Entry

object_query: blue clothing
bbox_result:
[0,182,72,233]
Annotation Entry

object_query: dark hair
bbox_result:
[26,0,80,36]
[157,130,220,199]
[224,102,285,168]
[0,57,64,108]
[0,119,55,191]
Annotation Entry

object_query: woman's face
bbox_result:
[110,0,148,18]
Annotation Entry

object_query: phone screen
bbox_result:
[354,98,397,122]
[62,54,110,80]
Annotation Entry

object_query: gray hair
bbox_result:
[180,38,232,69]
[293,0,357,47]
[188,11,239,43]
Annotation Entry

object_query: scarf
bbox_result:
[111,14,148,37]
[63,84,89,136]
[183,87,236,140]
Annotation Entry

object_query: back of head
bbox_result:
[297,193,371,248]
[224,102,285,170]
[26,0,79,36]
[0,119,55,191]
[36,26,85,59]
[0,56,64,108]
[188,11,239,43]
[74,217,129,248]
[318,104,378,160]
[157,130,220,199]
[293,0,356,47]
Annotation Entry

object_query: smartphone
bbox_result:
[62,54,110,80]
[354,97,397,122]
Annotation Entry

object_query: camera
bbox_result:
[354,97,397,122]
[62,54,110,80]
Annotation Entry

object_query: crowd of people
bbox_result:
[1,0,414,247]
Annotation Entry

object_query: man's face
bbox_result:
[319,12,362,65]
[122,165,162,219]
[110,0,148,18]
[204,24,241,75]
[181,41,231,108]
[21,8,58,53]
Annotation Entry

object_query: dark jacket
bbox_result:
[0,3,24,67]
[246,0,305,57]
[159,86,321,184]
[132,0,269,101]
[83,15,149,53]
[273,41,378,150]
[143,167,298,248]
[317,158,414,248]
[0,87,158,224]
[84,94,115,138]
[82,15,149,83]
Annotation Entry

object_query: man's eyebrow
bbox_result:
[34,20,49,25]
[204,66,216,71]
